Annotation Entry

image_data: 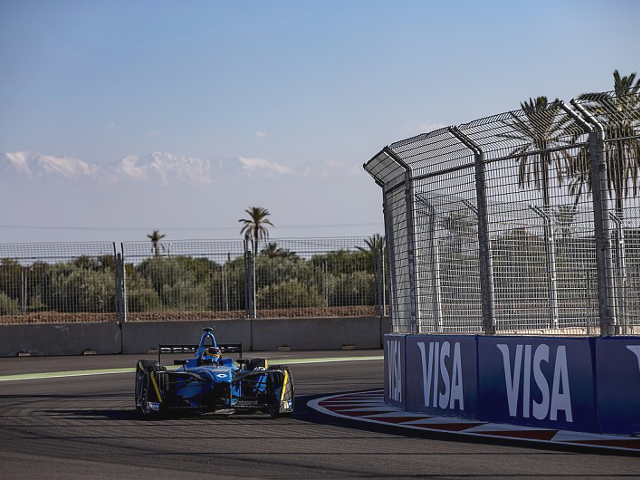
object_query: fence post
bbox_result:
[383,147,419,334]
[244,243,256,319]
[569,100,618,336]
[382,188,399,327]
[529,205,559,329]
[449,127,496,335]
[115,252,127,323]
[21,267,27,314]
[374,244,383,317]
[609,213,627,333]
[415,194,443,332]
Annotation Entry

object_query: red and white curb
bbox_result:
[308,390,640,453]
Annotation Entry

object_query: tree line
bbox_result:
[0,237,385,316]
[502,69,640,222]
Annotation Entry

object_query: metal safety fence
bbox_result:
[365,88,640,336]
[0,237,388,323]
[0,243,118,323]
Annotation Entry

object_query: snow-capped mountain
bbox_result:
[0,151,278,185]
[0,151,357,185]
[0,152,98,180]
[105,152,214,186]
[0,150,383,245]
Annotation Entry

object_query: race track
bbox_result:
[1,350,639,479]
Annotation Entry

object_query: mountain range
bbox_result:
[0,151,363,186]
[0,150,383,243]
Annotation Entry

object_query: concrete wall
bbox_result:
[0,317,391,357]
[252,317,389,351]
[0,323,122,357]
[121,319,252,354]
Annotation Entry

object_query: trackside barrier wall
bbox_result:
[478,336,597,432]
[386,333,640,435]
[251,317,389,351]
[0,323,122,357]
[596,337,640,435]
[384,334,406,409]
[0,317,391,357]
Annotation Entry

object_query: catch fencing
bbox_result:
[0,242,118,322]
[0,237,388,323]
[365,88,640,336]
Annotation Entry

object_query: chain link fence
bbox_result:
[0,243,117,323]
[0,238,388,323]
[121,237,387,320]
[365,87,640,336]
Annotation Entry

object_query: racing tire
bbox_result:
[135,360,165,419]
[265,365,294,417]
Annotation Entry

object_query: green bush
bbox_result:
[210,261,246,311]
[137,256,217,290]
[257,279,324,310]
[138,256,196,293]
[0,291,19,315]
[254,256,317,290]
[0,258,23,301]
[136,256,213,310]
[125,272,163,312]
[161,279,209,310]
[310,250,373,275]
[42,263,115,313]
[328,271,375,307]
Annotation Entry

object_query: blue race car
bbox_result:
[134,327,294,418]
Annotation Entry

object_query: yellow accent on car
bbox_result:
[150,371,163,403]
[280,369,289,403]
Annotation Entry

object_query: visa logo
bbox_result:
[627,345,640,379]
[497,343,572,422]
[387,339,402,402]
[417,341,464,411]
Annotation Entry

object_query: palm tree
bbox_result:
[499,96,572,211]
[357,234,386,275]
[239,207,274,253]
[358,233,385,254]
[147,229,165,256]
[575,69,640,220]
[261,242,298,259]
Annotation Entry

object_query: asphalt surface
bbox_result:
[1,350,640,479]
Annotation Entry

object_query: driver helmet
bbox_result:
[200,346,222,364]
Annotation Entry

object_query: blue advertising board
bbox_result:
[596,337,640,435]
[384,334,406,409]
[405,335,478,419]
[477,336,598,432]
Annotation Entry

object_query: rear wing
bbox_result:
[158,343,243,363]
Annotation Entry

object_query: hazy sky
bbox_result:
[0,0,639,243]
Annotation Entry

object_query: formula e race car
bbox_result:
[134,327,294,418]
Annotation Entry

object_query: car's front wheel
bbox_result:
[135,360,164,419]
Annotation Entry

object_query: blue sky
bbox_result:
[0,0,639,242]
